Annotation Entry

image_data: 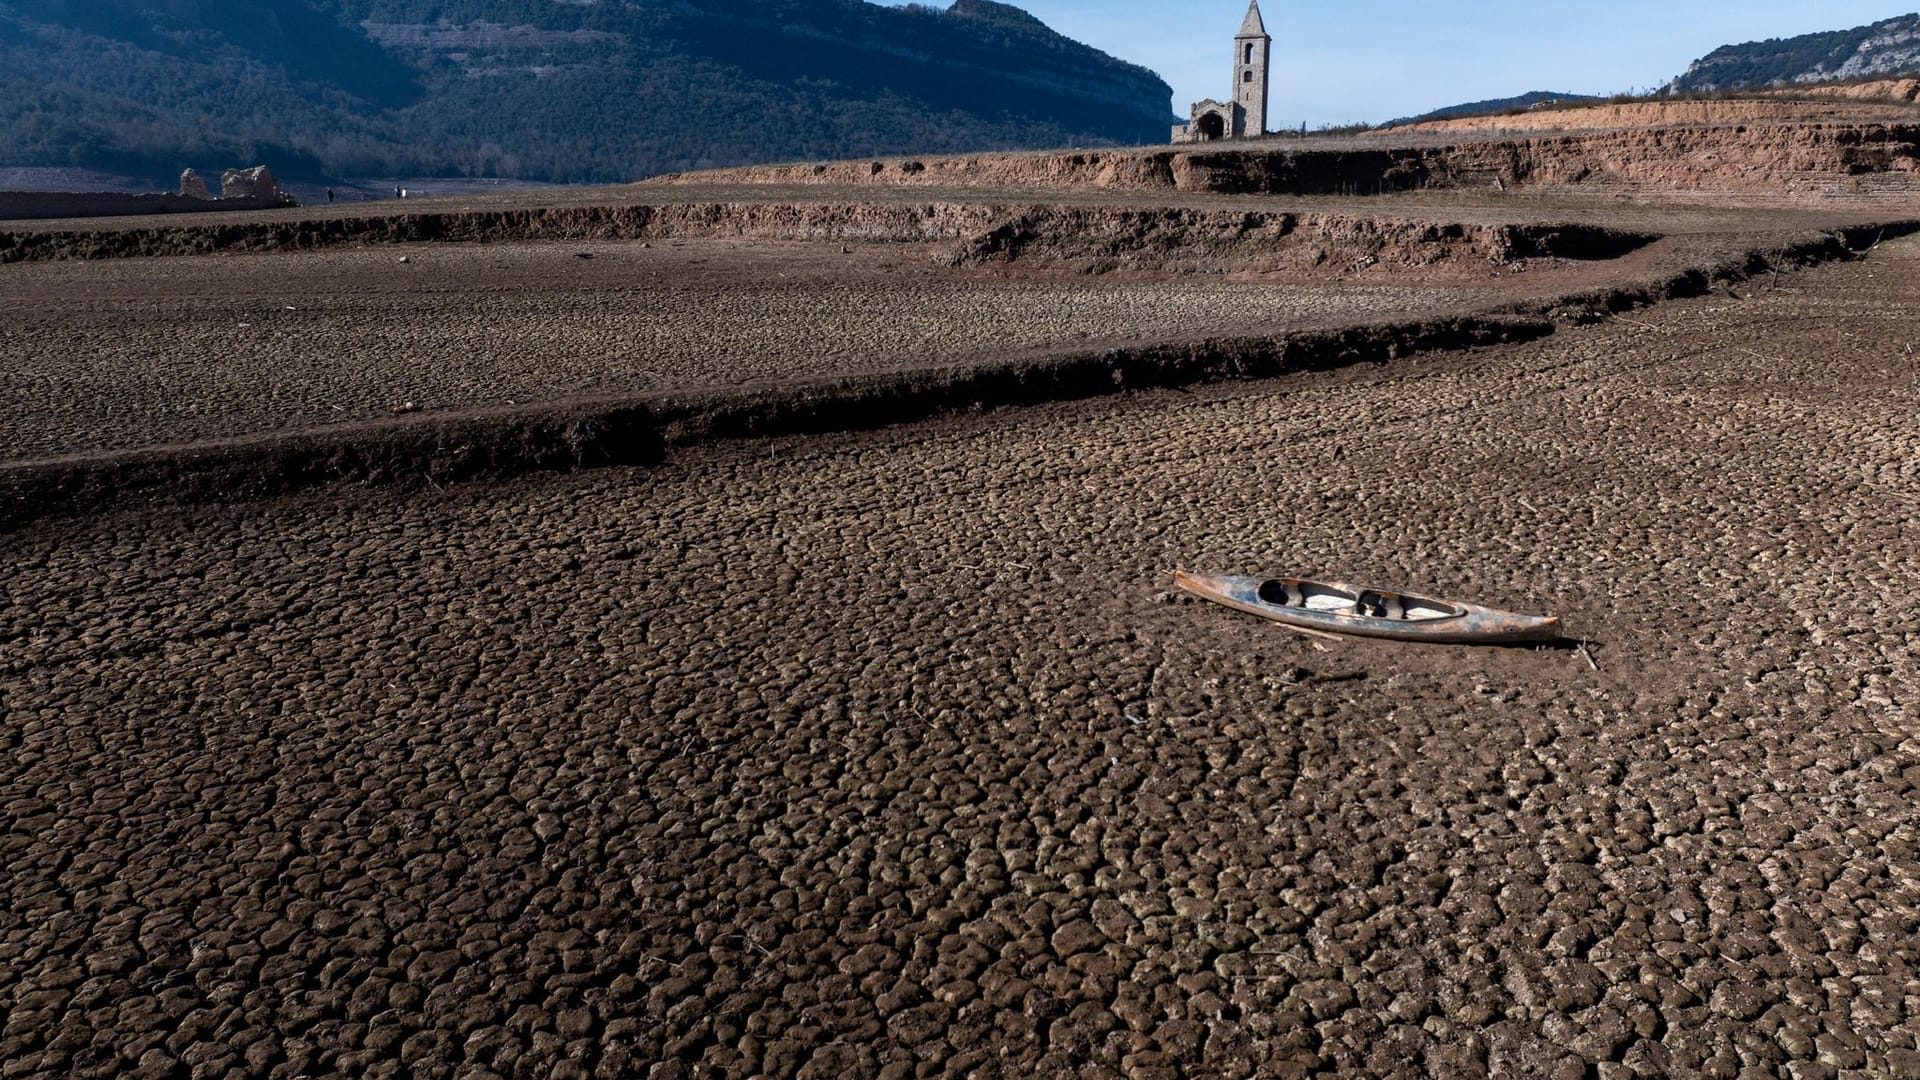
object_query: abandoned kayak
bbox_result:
[1173,571,1562,644]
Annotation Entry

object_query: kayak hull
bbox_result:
[1174,571,1562,644]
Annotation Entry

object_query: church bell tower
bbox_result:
[1233,0,1271,138]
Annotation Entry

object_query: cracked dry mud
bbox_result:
[0,237,1485,462]
[1,195,1901,465]
[5,239,1920,1079]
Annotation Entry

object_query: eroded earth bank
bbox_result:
[4,229,1919,1079]
[2,191,1909,529]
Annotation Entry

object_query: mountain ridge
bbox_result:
[1668,13,1920,93]
[0,0,1173,184]
[1386,91,1603,128]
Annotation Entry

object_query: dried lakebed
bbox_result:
[3,238,1918,1078]
[1,203,1907,478]
[0,237,1484,462]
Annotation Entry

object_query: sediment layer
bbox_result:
[1390,96,1920,133]
[661,123,1920,200]
[0,202,1656,268]
[0,317,1548,532]
[7,238,1920,1080]
[7,122,1920,266]
[5,217,1909,530]
[0,189,290,223]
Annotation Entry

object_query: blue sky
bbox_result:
[916,2,1919,125]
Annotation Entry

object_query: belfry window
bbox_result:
[1245,43,1254,63]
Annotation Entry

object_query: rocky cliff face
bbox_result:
[0,0,1173,183]
[1669,15,1920,93]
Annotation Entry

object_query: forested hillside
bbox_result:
[0,0,1174,183]
[1387,91,1601,127]
[1668,14,1920,92]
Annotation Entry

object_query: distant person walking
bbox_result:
[326,187,334,204]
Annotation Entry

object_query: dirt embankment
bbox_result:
[658,124,1920,201]
[0,201,1650,273]
[1394,124,1920,198]
[0,202,1001,263]
[4,220,1907,531]
[0,190,291,222]
[9,239,1920,1080]
[1389,97,1920,134]
[0,317,1550,531]
[1766,79,1920,104]
[947,211,1654,273]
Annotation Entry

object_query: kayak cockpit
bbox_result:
[1176,570,1562,644]
[1255,578,1462,623]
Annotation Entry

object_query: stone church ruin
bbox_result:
[1173,0,1272,143]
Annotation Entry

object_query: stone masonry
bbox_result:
[1173,0,1272,143]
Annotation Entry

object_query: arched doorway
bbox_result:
[1197,112,1226,140]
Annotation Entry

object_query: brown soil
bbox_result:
[1390,96,1920,133]
[652,123,1920,204]
[1775,78,1920,104]
[0,197,1664,267]
[3,210,1907,526]
[7,113,1920,1078]
[5,235,1919,1080]
[0,189,289,223]
[0,237,1460,456]
[0,315,1557,531]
